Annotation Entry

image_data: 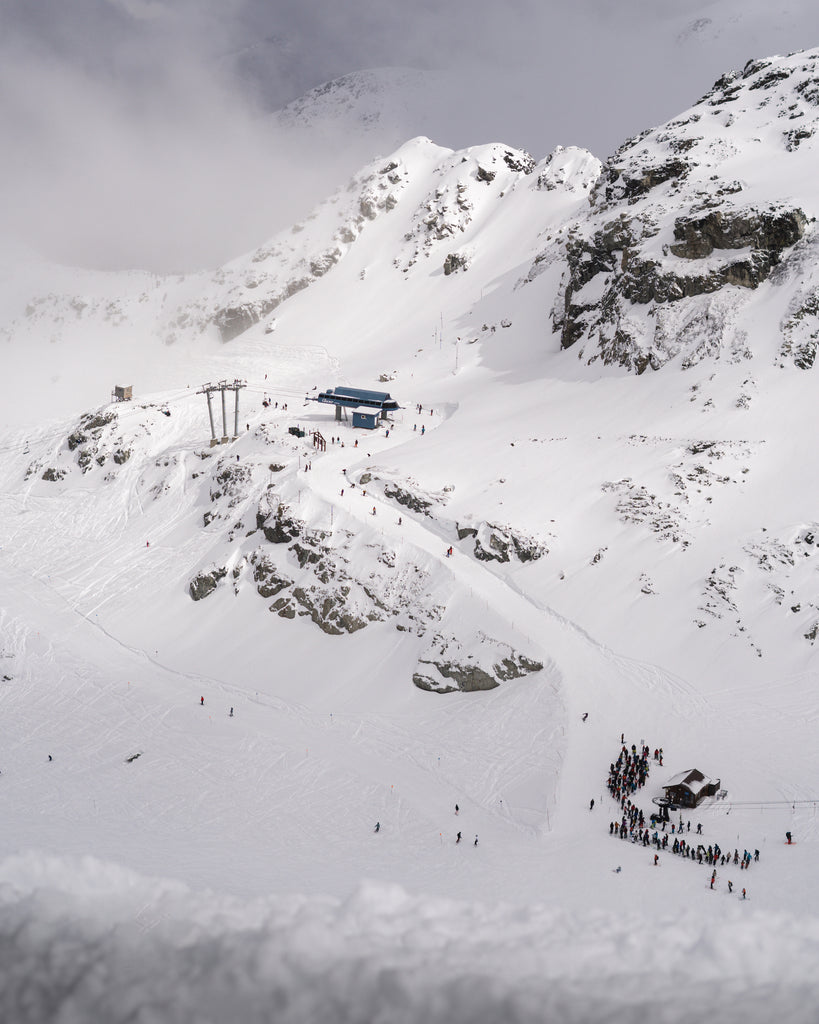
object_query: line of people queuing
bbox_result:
[606,736,760,883]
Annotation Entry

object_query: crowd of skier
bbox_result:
[605,736,760,894]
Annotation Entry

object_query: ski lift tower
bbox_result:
[197,379,246,446]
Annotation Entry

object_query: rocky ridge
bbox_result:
[533,50,819,373]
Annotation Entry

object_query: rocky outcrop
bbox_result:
[251,555,292,599]
[285,586,370,634]
[214,276,312,342]
[460,522,546,563]
[189,567,227,600]
[780,291,819,369]
[670,208,806,260]
[67,411,115,452]
[594,158,689,207]
[66,411,118,473]
[554,202,807,372]
[443,252,470,275]
[541,50,819,373]
[256,499,302,544]
[383,483,435,516]
[210,461,251,505]
[412,634,543,693]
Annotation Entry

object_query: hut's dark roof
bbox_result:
[662,769,715,796]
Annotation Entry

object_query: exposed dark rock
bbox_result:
[383,483,434,516]
[494,654,544,680]
[795,78,819,105]
[670,208,806,259]
[215,304,259,342]
[443,252,469,275]
[65,411,119,473]
[472,523,546,563]
[621,160,689,202]
[291,542,322,568]
[413,646,544,694]
[271,596,296,619]
[456,524,478,541]
[474,533,511,563]
[502,149,536,174]
[214,278,310,342]
[210,462,251,505]
[748,67,792,90]
[785,127,813,151]
[291,586,369,634]
[476,165,496,183]
[592,160,687,208]
[189,567,227,601]
[412,673,453,693]
[414,662,499,692]
[112,448,131,464]
[252,556,292,599]
[257,502,302,544]
[781,292,819,368]
[41,467,65,482]
[83,413,115,432]
[310,248,342,277]
[556,203,807,368]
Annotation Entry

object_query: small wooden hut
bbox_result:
[662,769,720,809]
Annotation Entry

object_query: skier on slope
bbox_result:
[456,832,462,844]
[374,822,380,833]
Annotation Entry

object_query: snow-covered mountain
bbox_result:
[4,48,819,1023]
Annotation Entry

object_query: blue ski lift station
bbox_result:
[312,387,399,429]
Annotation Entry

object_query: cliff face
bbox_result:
[543,50,819,373]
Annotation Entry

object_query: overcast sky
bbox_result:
[2,0,819,272]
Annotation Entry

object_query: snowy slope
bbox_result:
[3,49,819,1023]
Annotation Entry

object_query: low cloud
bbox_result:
[2,0,819,273]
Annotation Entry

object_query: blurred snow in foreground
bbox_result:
[2,853,818,1024]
